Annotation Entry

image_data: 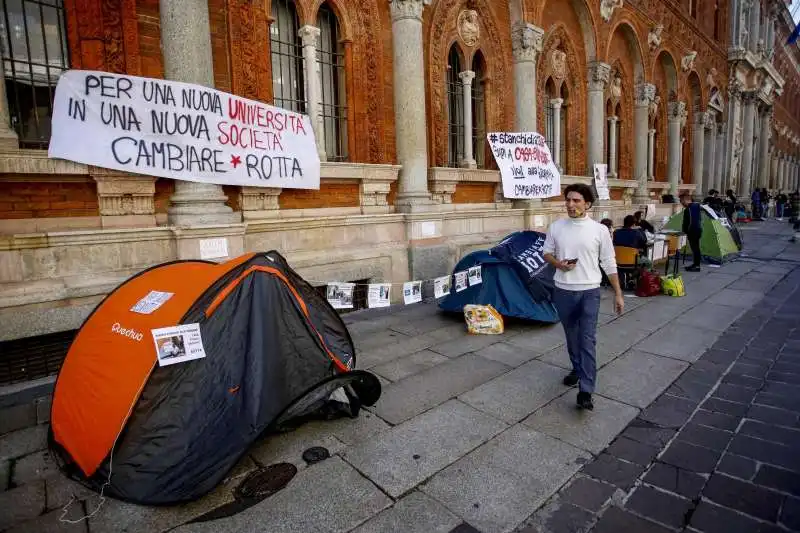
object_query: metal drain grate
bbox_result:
[0,330,76,386]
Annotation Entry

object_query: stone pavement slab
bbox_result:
[599,350,689,408]
[422,424,589,533]
[370,349,449,382]
[349,491,461,533]
[522,393,640,454]
[343,399,507,498]
[458,360,569,424]
[674,301,746,332]
[471,342,540,368]
[172,457,390,533]
[707,288,765,308]
[371,354,511,425]
[634,324,721,362]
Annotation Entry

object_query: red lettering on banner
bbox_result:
[217,122,285,151]
[227,98,308,136]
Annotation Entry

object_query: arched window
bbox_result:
[318,3,348,161]
[446,45,464,168]
[560,83,569,173]
[713,1,720,39]
[544,78,556,159]
[0,0,69,148]
[270,0,305,113]
[472,51,487,168]
[689,0,698,18]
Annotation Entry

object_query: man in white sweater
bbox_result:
[543,184,625,410]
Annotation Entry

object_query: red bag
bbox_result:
[636,269,662,297]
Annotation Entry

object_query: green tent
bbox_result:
[663,206,740,264]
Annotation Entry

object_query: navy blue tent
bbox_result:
[438,231,559,323]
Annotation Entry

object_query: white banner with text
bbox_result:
[48,70,320,189]
[487,132,561,200]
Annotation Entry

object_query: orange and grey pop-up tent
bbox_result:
[49,251,380,505]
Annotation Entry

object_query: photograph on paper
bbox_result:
[403,281,422,305]
[433,275,452,299]
[327,283,354,309]
[151,323,207,367]
[468,265,483,286]
[367,283,391,308]
[454,271,468,292]
[130,290,174,315]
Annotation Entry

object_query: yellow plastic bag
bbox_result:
[661,274,685,297]
[464,304,504,335]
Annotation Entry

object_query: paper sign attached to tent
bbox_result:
[487,132,561,199]
[152,323,206,367]
[454,271,468,292]
[130,290,173,314]
[48,70,320,190]
[468,266,482,286]
[367,284,391,308]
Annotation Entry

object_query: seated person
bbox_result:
[633,211,655,234]
[599,218,614,237]
[613,215,648,253]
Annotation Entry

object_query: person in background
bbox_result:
[681,193,703,271]
[703,189,724,213]
[599,218,614,237]
[760,188,770,218]
[724,189,738,220]
[776,190,787,220]
[613,215,648,254]
[751,188,762,219]
[633,211,655,234]
[543,184,624,411]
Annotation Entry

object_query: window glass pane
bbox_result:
[270,0,305,114]
[318,3,347,161]
[0,0,67,148]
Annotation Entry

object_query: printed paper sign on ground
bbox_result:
[487,132,560,199]
[48,70,320,189]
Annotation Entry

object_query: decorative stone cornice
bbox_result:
[587,61,611,91]
[634,83,656,107]
[511,22,544,63]
[0,149,87,174]
[389,0,431,22]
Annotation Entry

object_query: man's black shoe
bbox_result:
[577,391,594,410]
[686,265,701,272]
[563,371,579,386]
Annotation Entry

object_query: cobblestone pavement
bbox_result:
[0,220,798,533]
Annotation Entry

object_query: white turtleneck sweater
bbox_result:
[542,216,618,291]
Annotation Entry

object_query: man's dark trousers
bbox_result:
[552,287,601,393]
[687,230,702,267]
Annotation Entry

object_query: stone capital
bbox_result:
[587,61,611,91]
[607,115,619,123]
[717,122,727,135]
[298,25,320,47]
[458,70,476,84]
[741,90,759,105]
[511,22,544,62]
[389,0,430,22]
[727,78,744,99]
[668,101,686,120]
[550,97,564,109]
[634,83,656,107]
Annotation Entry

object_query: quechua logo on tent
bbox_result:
[111,322,144,342]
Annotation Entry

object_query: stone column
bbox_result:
[587,61,611,175]
[390,0,432,209]
[724,81,743,191]
[750,0,761,53]
[607,116,619,178]
[299,25,326,160]
[647,128,656,180]
[770,150,778,189]
[511,22,545,213]
[511,22,544,132]
[667,101,684,196]
[704,116,716,193]
[777,154,786,190]
[738,92,757,198]
[714,123,726,192]
[634,83,654,202]
[551,98,564,171]
[459,70,476,168]
[757,108,772,188]
[730,0,741,47]
[161,0,237,226]
[692,111,707,195]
